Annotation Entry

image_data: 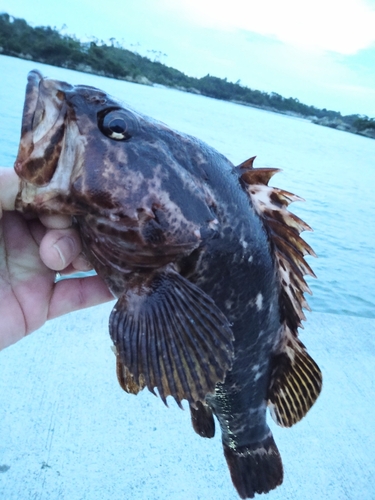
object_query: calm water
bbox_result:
[0,55,374,318]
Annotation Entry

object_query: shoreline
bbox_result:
[1,49,374,141]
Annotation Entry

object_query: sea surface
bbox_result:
[0,55,374,319]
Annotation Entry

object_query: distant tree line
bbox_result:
[0,13,374,137]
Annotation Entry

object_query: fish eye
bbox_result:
[98,109,132,141]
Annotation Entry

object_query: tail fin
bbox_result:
[223,433,283,499]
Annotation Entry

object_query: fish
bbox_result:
[14,70,322,499]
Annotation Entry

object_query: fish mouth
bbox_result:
[20,69,44,136]
[21,70,73,135]
[14,70,73,187]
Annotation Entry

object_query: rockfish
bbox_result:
[14,70,322,498]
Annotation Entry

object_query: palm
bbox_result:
[0,212,53,338]
[0,211,113,350]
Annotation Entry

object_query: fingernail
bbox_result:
[53,236,76,269]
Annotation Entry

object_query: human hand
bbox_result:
[0,167,113,350]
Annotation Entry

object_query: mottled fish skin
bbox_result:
[14,70,322,499]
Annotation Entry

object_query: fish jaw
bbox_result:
[14,71,87,216]
[15,70,72,187]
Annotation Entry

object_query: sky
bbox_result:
[1,0,375,117]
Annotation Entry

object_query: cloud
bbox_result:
[165,0,375,54]
[1,0,374,115]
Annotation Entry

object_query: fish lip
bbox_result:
[28,69,43,87]
[14,71,43,180]
[20,70,43,136]
[20,70,73,137]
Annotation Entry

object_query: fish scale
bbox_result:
[14,69,322,499]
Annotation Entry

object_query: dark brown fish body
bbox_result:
[14,71,322,499]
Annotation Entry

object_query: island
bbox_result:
[1,13,374,139]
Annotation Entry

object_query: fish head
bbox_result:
[15,70,145,219]
[15,71,216,221]
[15,71,220,267]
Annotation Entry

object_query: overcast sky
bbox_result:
[1,0,375,116]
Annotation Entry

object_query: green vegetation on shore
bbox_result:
[1,13,374,139]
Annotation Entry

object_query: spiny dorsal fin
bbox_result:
[237,159,316,335]
[237,158,322,425]
[268,325,322,427]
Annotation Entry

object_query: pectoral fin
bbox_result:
[113,346,146,395]
[109,269,234,407]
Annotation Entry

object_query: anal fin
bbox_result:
[268,325,322,427]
